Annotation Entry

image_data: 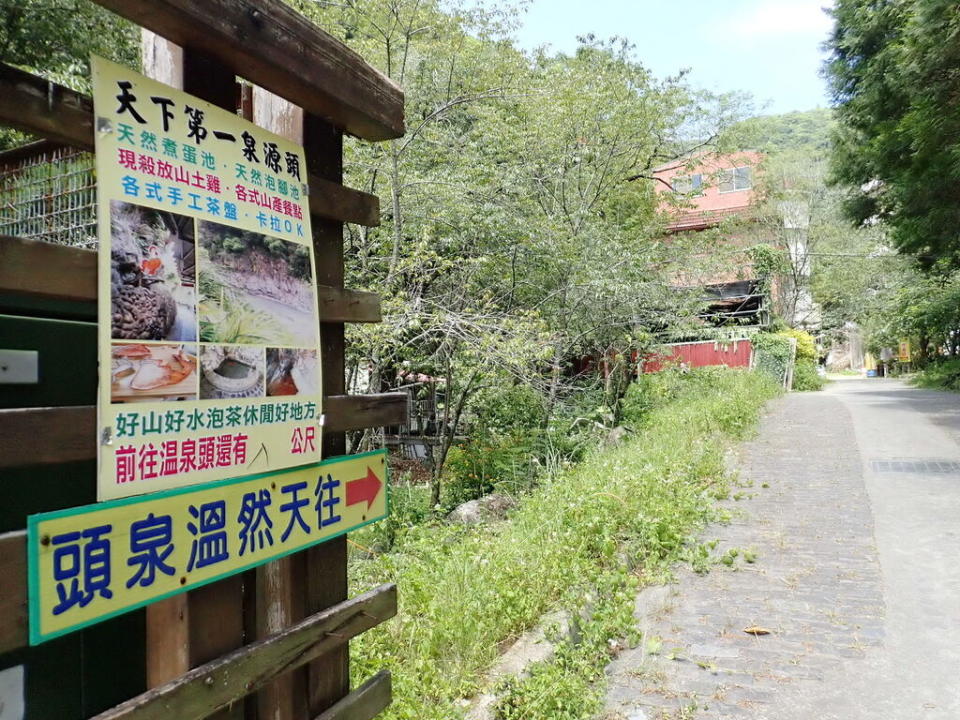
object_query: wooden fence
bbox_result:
[0,1,405,718]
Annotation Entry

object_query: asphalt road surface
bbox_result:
[604,378,960,720]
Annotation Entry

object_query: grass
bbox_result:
[911,358,960,391]
[348,368,781,719]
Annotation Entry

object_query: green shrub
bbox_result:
[778,327,818,362]
[365,481,433,553]
[912,358,960,391]
[622,366,740,427]
[440,385,549,508]
[442,431,536,507]
[751,333,794,386]
[792,360,825,391]
[621,367,684,424]
[470,384,546,435]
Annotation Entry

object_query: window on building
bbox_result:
[672,173,703,195]
[718,166,752,193]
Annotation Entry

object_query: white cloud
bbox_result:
[719,0,833,40]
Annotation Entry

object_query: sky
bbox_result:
[512,0,835,116]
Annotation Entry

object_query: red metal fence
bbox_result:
[642,339,753,373]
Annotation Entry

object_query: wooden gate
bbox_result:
[0,1,406,718]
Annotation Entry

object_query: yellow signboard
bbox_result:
[28,450,387,644]
[92,56,323,500]
[898,341,911,362]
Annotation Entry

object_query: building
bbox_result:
[652,150,769,326]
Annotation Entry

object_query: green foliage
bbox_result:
[752,330,823,390]
[622,365,757,428]
[750,333,794,387]
[442,385,546,506]
[747,328,824,391]
[865,270,960,361]
[493,569,637,720]
[779,328,817,363]
[198,299,273,344]
[443,384,601,507]
[442,433,533,507]
[0,0,139,149]
[279,0,747,487]
[748,244,790,279]
[730,109,835,154]
[911,359,960,392]
[365,482,434,554]
[0,0,139,82]
[197,268,274,344]
[810,227,910,342]
[792,361,825,392]
[826,0,960,266]
[202,228,312,281]
[347,369,781,719]
[471,385,546,436]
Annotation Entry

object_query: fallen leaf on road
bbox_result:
[743,626,772,636]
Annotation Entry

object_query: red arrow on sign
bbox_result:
[346,467,382,511]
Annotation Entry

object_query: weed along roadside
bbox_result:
[345,368,782,719]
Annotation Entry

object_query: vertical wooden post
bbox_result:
[141,29,189,690]
[180,48,249,720]
[251,86,308,720]
[145,595,189,687]
[140,37,248,718]
[303,114,350,714]
[141,29,183,91]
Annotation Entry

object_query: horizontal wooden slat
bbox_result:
[0,406,96,467]
[314,670,391,720]
[0,395,407,468]
[0,531,27,654]
[92,0,403,142]
[0,63,95,147]
[309,175,380,227]
[0,64,381,227]
[0,235,381,321]
[316,285,381,324]
[323,393,407,433]
[90,583,396,720]
[0,235,97,303]
[0,139,65,168]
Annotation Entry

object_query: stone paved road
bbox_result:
[603,378,960,720]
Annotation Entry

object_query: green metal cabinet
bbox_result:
[0,297,146,719]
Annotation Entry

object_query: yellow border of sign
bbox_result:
[28,450,388,645]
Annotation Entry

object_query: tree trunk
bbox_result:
[431,365,481,508]
[541,348,563,429]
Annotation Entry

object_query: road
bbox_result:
[603,378,960,720]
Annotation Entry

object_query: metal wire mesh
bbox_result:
[0,144,98,247]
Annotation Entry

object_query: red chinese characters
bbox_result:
[115,433,249,485]
[235,184,303,219]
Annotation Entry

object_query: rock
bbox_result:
[448,494,518,525]
[463,610,573,720]
[605,425,630,448]
[489,611,572,681]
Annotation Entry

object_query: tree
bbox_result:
[0,0,137,83]
[732,109,834,154]
[289,0,737,500]
[826,0,960,266]
[0,0,139,148]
